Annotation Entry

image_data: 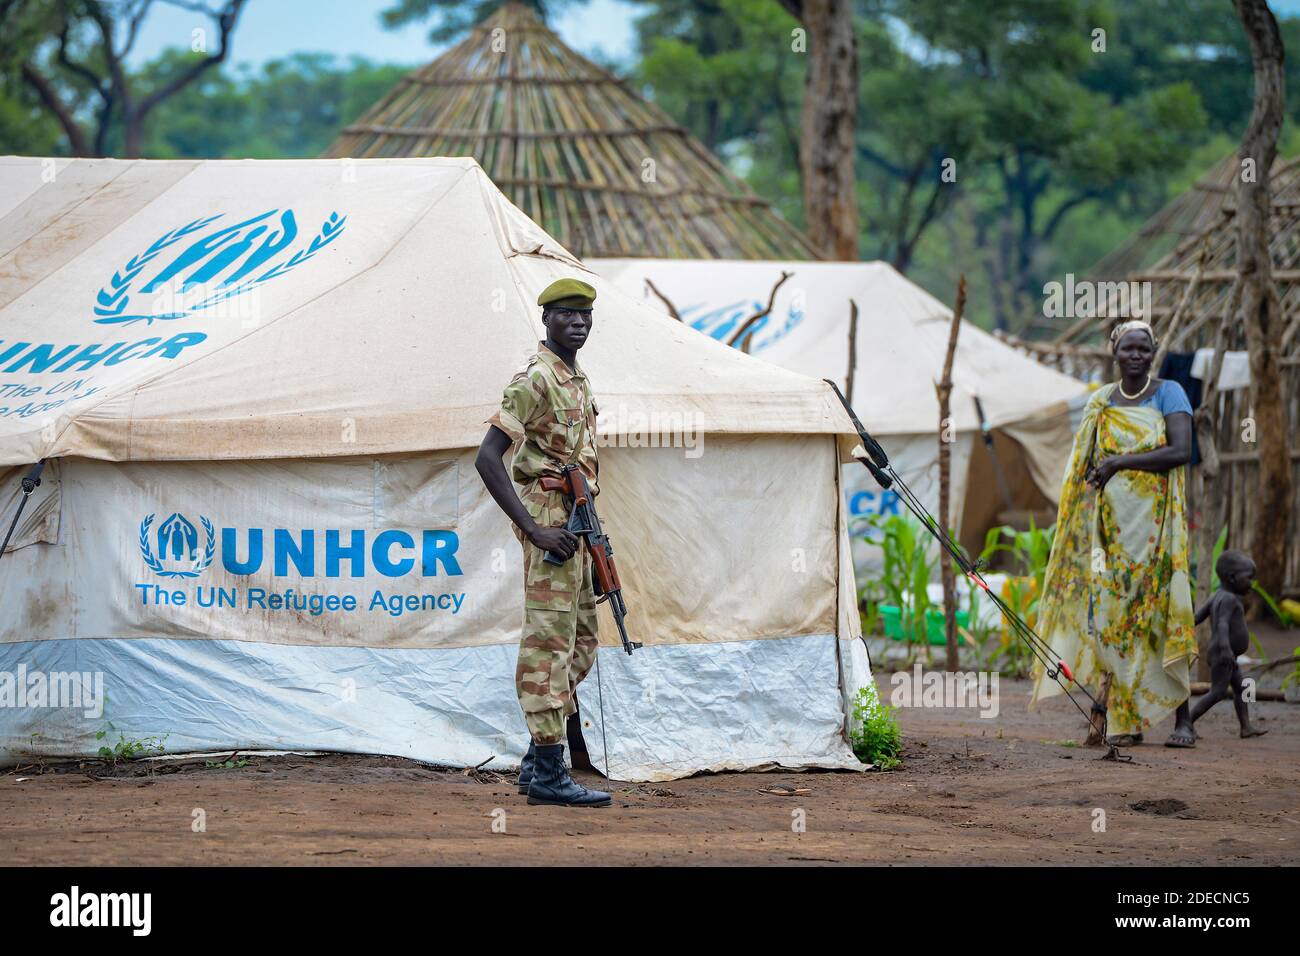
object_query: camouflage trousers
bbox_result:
[515,530,599,745]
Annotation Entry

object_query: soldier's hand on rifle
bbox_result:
[528,524,580,560]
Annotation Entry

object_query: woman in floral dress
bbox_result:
[1030,320,1198,747]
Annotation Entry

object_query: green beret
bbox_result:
[537,277,596,311]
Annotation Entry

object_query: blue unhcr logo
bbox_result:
[139,512,216,579]
[133,514,466,618]
[681,297,806,353]
[93,209,346,325]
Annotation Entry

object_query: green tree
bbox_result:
[140,52,409,158]
[0,0,249,157]
[873,0,1208,329]
[632,0,794,156]
[853,15,983,272]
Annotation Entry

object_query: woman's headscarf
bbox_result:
[1109,319,1158,352]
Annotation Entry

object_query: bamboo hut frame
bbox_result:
[1089,152,1253,281]
[324,2,818,261]
[998,156,1300,596]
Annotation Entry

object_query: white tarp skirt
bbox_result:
[0,634,865,781]
[0,439,871,780]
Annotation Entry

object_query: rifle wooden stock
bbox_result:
[538,474,568,494]
[539,470,591,507]
[589,535,622,595]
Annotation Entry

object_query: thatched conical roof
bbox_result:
[993,155,1300,369]
[1005,155,1300,363]
[324,2,817,261]
[1086,152,1292,282]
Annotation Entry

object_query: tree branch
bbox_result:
[894,176,956,273]
[857,142,909,180]
[727,271,793,352]
[86,0,131,109]
[55,23,108,98]
[20,61,92,156]
[1041,190,1099,242]
[644,279,681,321]
[136,0,248,119]
[119,0,157,61]
[51,20,117,157]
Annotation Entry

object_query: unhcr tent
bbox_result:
[590,259,1089,566]
[0,157,870,781]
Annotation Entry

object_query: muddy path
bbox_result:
[4,672,1297,866]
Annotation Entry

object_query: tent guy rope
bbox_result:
[825,381,1131,763]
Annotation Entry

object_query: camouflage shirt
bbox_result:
[488,343,600,511]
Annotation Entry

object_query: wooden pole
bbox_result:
[782,0,859,260]
[1086,673,1113,746]
[845,298,859,404]
[1153,240,1210,368]
[1189,284,1236,681]
[936,275,967,671]
[1233,0,1294,602]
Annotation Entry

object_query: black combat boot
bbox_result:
[526,743,612,807]
[516,740,536,795]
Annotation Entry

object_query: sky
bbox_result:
[128,0,642,71]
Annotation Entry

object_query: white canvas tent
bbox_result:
[0,156,872,781]
[590,259,1089,565]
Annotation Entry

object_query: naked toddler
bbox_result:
[1188,550,1268,740]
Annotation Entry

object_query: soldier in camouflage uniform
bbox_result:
[474,277,611,808]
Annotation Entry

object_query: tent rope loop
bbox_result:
[0,460,46,565]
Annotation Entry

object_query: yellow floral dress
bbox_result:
[1030,384,1197,736]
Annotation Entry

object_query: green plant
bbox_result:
[955,566,999,662]
[1253,581,1291,627]
[1282,647,1300,692]
[1208,526,1229,589]
[982,519,1055,588]
[205,757,250,770]
[968,521,1056,677]
[1249,632,1267,665]
[95,724,168,764]
[849,684,902,769]
[873,513,937,661]
[857,573,886,637]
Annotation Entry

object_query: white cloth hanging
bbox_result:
[1190,348,1252,390]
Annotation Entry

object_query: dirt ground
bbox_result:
[3,624,1299,866]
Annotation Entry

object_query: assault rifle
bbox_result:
[540,465,640,655]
